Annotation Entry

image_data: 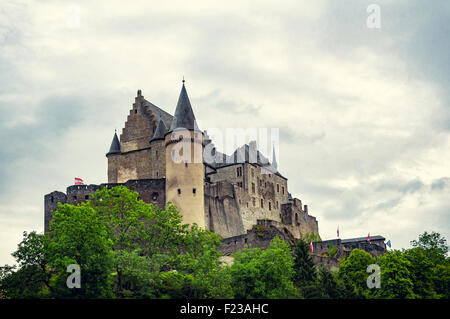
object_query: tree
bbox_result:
[410,231,448,265]
[403,247,437,298]
[338,249,375,298]
[174,224,233,298]
[230,237,297,298]
[376,250,415,299]
[317,266,342,299]
[0,232,53,298]
[292,239,320,298]
[48,203,114,298]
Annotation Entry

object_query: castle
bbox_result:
[44,81,386,260]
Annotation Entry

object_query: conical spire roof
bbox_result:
[150,118,167,143]
[169,81,199,132]
[272,145,278,170]
[106,131,121,156]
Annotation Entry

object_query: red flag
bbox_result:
[337,225,340,238]
[309,241,314,253]
[74,177,83,185]
[366,233,370,243]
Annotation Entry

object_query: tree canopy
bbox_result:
[0,186,448,299]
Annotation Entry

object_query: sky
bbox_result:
[0,0,449,265]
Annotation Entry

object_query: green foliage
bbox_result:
[338,249,375,298]
[317,266,343,299]
[292,239,320,298]
[48,203,115,298]
[230,237,297,298]
[328,243,338,258]
[376,250,415,299]
[403,248,438,298]
[410,231,448,265]
[0,232,53,299]
[1,189,449,300]
[301,232,320,243]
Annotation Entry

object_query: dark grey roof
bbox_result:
[169,83,199,132]
[150,119,167,142]
[106,132,121,156]
[142,99,173,129]
[272,146,277,170]
[341,235,385,243]
[204,142,286,179]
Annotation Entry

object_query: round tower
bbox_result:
[165,81,205,228]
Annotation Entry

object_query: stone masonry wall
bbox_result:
[44,179,166,234]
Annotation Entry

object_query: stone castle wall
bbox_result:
[44,179,166,233]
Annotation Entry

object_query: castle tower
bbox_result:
[149,119,167,179]
[106,130,121,183]
[164,80,205,228]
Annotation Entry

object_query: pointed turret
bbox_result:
[150,118,167,143]
[272,145,278,170]
[169,80,199,132]
[106,131,121,156]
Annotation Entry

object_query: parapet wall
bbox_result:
[44,179,166,233]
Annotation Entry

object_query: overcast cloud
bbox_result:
[0,0,449,265]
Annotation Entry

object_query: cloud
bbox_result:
[0,0,449,265]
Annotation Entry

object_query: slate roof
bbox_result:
[142,99,173,129]
[106,132,121,155]
[341,235,385,243]
[169,83,199,132]
[150,119,167,142]
[206,142,286,179]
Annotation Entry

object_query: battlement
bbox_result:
[44,178,166,234]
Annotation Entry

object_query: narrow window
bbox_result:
[269,202,272,211]
[193,188,196,195]
[251,168,254,177]
[252,198,256,206]
[277,184,280,193]
[252,182,255,193]
[134,109,137,114]
[156,171,159,177]
[260,198,264,208]
[178,189,181,195]
[282,186,285,195]
[276,201,279,209]
[50,196,54,203]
